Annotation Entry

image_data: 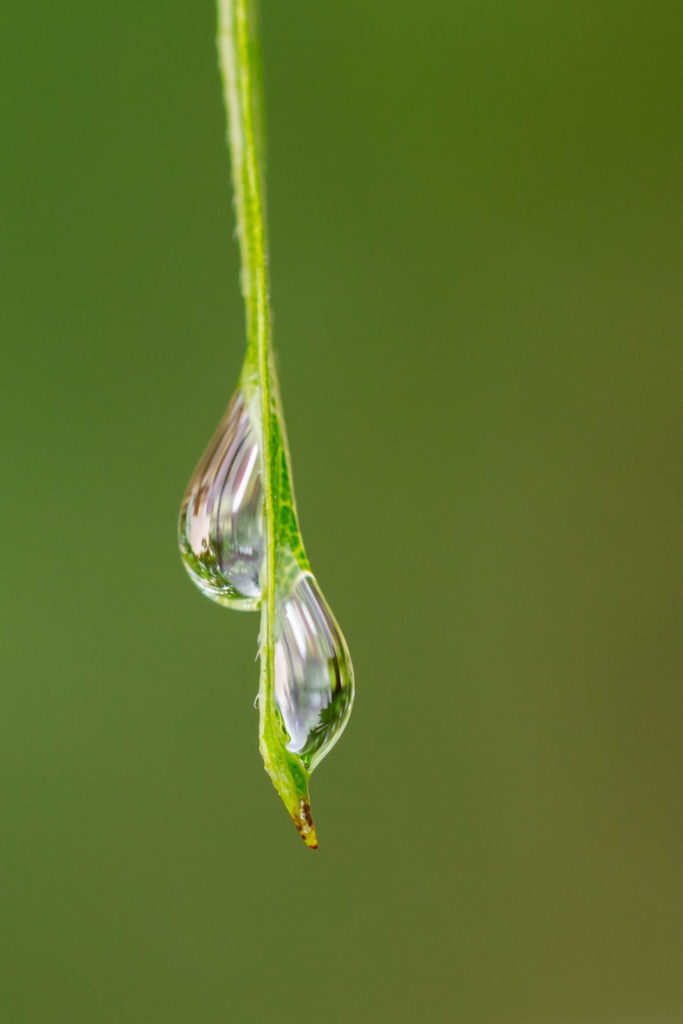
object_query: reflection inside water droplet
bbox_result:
[179,390,263,609]
[273,560,354,770]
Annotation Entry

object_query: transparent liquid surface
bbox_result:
[179,390,263,609]
[179,393,354,767]
[274,561,354,770]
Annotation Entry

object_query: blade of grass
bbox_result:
[216,0,318,847]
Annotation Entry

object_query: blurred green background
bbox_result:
[2,1,681,1021]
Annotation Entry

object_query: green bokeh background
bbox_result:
[2,2,681,1021]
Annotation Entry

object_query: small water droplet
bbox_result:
[273,560,354,770]
[179,390,263,609]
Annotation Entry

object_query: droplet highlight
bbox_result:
[273,563,355,771]
[179,390,263,609]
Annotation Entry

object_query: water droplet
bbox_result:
[273,561,354,771]
[179,390,263,609]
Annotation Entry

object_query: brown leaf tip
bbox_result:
[296,798,318,849]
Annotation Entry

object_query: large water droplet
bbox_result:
[274,562,354,770]
[179,390,263,609]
